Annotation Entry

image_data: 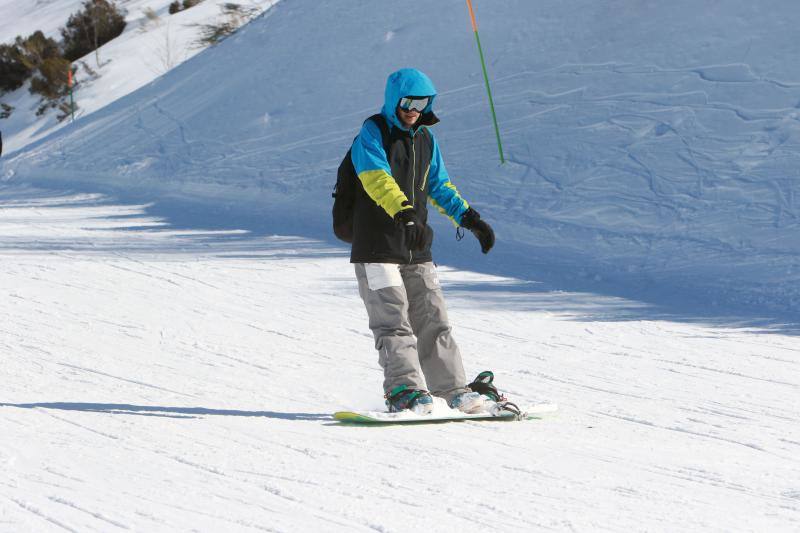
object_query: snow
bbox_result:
[1,185,798,531]
[0,0,278,153]
[1,0,800,530]
[5,0,800,314]
[0,0,79,42]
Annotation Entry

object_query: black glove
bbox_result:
[394,208,427,251]
[460,207,495,254]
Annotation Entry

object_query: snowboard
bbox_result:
[333,402,557,425]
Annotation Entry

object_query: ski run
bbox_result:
[2,0,800,531]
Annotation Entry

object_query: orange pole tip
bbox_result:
[466,0,478,32]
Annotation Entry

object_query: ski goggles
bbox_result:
[398,96,430,113]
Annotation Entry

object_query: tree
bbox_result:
[7,32,72,109]
[0,42,32,92]
[30,56,71,101]
[0,31,75,118]
[15,31,61,71]
[61,0,127,65]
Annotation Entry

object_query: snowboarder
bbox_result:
[348,68,497,415]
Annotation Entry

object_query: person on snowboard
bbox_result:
[348,68,502,415]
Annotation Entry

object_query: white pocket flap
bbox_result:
[365,263,403,291]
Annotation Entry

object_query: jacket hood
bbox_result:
[382,68,439,131]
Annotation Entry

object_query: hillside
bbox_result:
[0,0,277,154]
[4,0,800,316]
[1,1,799,531]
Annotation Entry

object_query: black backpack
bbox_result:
[332,113,391,243]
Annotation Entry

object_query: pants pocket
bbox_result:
[365,263,403,291]
[420,262,441,290]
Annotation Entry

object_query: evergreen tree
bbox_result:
[61,0,126,64]
[0,42,32,92]
[11,32,72,103]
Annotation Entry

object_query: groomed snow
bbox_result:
[0,185,798,531]
[2,0,800,530]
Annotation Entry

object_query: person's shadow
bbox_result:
[1,402,331,421]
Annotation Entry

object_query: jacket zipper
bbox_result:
[409,133,416,264]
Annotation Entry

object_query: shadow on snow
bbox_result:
[0,402,331,421]
[1,182,798,335]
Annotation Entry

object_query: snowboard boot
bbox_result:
[448,391,487,414]
[385,385,434,415]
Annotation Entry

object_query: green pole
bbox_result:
[69,88,75,122]
[68,65,75,122]
[466,0,505,164]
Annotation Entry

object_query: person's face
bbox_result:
[396,105,421,128]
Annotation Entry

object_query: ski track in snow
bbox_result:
[1,186,799,531]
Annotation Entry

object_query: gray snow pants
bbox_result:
[355,262,469,402]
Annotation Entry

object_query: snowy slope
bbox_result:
[0,0,278,153]
[1,184,798,531]
[4,0,800,315]
[0,0,79,41]
[0,185,800,532]
[2,1,800,530]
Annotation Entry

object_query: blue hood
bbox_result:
[382,68,438,131]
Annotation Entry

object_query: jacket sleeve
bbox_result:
[350,120,410,219]
[427,133,470,225]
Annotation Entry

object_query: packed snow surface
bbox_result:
[2,0,800,530]
[1,185,798,531]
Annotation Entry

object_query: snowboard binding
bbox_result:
[468,370,524,419]
[385,385,434,415]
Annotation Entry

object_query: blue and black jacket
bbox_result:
[349,68,470,264]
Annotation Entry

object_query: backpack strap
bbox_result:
[366,113,392,156]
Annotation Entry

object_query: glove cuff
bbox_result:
[394,206,417,225]
[460,207,481,230]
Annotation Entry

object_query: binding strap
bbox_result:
[385,385,428,407]
[467,370,505,402]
